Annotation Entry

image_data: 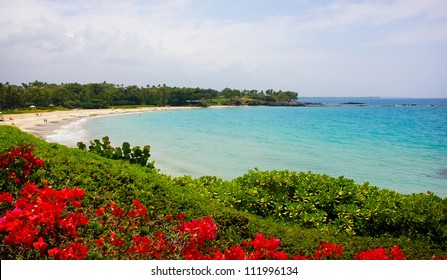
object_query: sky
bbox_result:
[1,0,446,97]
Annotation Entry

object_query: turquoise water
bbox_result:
[50,98,447,197]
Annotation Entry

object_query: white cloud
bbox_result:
[0,0,446,97]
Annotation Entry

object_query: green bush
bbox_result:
[195,169,447,247]
[77,136,155,169]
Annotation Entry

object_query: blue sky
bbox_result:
[1,0,446,97]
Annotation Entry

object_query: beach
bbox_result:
[0,106,199,140]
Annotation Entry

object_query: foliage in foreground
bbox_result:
[176,170,447,245]
[0,145,410,260]
[0,125,447,259]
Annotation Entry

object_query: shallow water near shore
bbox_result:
[49,98,447,197]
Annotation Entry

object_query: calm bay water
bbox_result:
[48,98,447,197]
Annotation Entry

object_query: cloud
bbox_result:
[0,0,446,97]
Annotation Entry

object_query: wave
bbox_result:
[45,118,89,147]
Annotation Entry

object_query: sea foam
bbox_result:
[45,118,89,147]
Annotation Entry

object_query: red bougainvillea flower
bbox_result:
[0,207,39,246]
[314,242,343,260]
[111,238,125,248]
[243,234,289,260]
[293,253,310,260]
[127,232,168,259]
[354,245,405,260]
[33,237,48,256]
[179,216,218,248]
[0,176,88,249]
[176,213,186,221]
[95,207,105,216]
[127,199,147,218]
[112,207,125,217]
[0,192,14,203]
[223,246,246,260]
[58,211,89,237]
[48,242,89,260]
[391,245,405,260]
[1,145,45,186]
[249,234,281,252]
[95,237,105,247]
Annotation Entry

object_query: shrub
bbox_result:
[77,136,155,169]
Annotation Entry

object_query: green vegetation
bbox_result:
[77,136,155,169]
[1,125,446,259]
[0,81,299,111]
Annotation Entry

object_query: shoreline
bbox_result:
[0,106,205,141]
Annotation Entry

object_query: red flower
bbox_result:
[354,246,405,260]
[176,213,186,221]
[58,212,89,237]
[48,248,63,259]
[391,245,405,260]
[70,201,82,208]
[111,206,125,217]
[249,234,281,252]
[48,242,89,260]
[127,199,147,218]
[0,175,89,251]
[223,246,246,260]
[95,237,105,246]
[314,242,343,260]
[95,207,105,216]
[293,253,309,260]
[67,242,89,259]
[33,237,48,255]
[111,238,125,248]
[0,192,14,203]
[272,251,289,260]
[179,217,218,248]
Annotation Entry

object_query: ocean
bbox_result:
[47,98,447,197]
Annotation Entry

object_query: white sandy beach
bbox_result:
[0,106,200,140]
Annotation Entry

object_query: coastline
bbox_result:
[0,106,203,141]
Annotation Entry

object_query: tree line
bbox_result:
[0,81,299,110]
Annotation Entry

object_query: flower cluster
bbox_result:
[48,242,89,260]
[0,145,44,188]
[0,181,89,258]
[89,199,292,260]
[178,217,218,248]
[0,192,13,203]
[0,146,89,259]
[1,144,444,260]
[293,242,344,260]
[354,245,405,260]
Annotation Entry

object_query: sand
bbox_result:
[0,106,201,140]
